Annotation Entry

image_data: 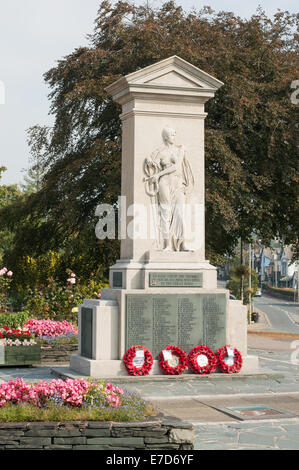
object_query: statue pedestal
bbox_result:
[109,251,217,290]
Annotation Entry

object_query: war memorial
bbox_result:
[70,56,259,377]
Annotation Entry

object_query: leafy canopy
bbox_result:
[0,1,298,271]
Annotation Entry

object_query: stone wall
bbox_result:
[41,344,78,364]
[0,418,194,450]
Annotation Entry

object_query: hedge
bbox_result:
[0,312,29,329]
[265,286,296,300]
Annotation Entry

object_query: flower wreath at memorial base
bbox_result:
[216,345,243,374]
[123,345,153,376]
[158,345,188,375]
[187,345,217,375]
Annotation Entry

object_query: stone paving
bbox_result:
[0,348,299,450]
[192,349,299,450]
[194,420,299,450]
[0,365,54,384]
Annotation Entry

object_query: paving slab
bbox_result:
[0,365,55,383]
[193,418,299,450]
[248,334,299,351]
[151,394,299,423]
[153,398,236,423]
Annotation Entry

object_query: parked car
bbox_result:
[254,289,262,297]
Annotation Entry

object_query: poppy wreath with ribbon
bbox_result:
[216,345,243,374]
[158,345,188,375]
[187,345,217,375]
[123,345,153,376]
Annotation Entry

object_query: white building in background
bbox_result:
[280,246,298,289]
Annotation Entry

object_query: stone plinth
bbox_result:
[70,289,258,377]
[109,252,217,290]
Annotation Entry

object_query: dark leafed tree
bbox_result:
[0,0,298,277]
[21,125,50,194]
[0,167,22,264]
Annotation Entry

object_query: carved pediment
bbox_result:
[140,70,202,88]
[105,55,223,103]
[125,56,223,90]
[145,70,200,88]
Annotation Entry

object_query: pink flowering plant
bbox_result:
[0,377,155,422]
[0,378,92,408]
[24,319,78,338]
[0,267,13,313]
[23,318,78,345]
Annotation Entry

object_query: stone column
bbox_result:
[105,56,224,290]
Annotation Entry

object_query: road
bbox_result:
[218,280,299,334]
[252,294,299,334]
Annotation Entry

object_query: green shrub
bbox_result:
[266,286,295,299]
[10,251,61,299]
[22,271,108,323]
[226,268,259,304]
[0,311,29,328]
[0,268,13,313]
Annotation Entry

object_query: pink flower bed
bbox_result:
[24,319,78,338]
[0,377,124,408]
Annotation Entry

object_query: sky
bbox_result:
[0,0,297,186]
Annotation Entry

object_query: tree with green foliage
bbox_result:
[0,1,298,280]
[0,167,22,264]
[226,267,259,305]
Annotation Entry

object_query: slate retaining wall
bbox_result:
[0,419,194,450]
[41,344,78,364]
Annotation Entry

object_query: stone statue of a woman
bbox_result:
[143,127,194,251]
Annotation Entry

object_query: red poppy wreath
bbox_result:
[216,345,243,374]
[188,345,217,375]
[158,345,188,375]
[123,345,153,376]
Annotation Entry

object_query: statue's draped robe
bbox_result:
[144,145,194,251]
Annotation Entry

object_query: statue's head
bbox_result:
[162,127,176,145]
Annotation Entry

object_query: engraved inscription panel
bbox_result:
[113,271,123,288]
[81,307,93,359]
[149,272,203,287]
[203,294,227,351]
[126,294,226,359]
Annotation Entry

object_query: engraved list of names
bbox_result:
[126,293,226,358]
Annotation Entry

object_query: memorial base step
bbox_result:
[69,354,259,378]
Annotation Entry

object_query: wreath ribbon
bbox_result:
[158,345,188,375]
[123,345,153,376]
[216,345,243,374]
[188,345,217,375]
